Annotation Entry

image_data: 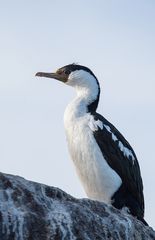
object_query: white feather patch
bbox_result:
[103,124,135,163]
[88,115,103,132]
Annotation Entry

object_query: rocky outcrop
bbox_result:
[0,172,154,240]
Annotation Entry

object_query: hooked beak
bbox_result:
[35,72,67,83]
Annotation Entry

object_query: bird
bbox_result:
[36,63,147,225]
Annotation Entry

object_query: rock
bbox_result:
[0,172,154,240]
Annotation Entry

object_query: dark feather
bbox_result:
[93,112,145,222]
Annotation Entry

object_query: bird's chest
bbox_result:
[64,101,92,161]
[64,107,122,203]
[64,115,99,188]
[64,106,98,171]
[65,116,94,166]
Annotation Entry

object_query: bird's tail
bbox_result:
[139,217,148,226]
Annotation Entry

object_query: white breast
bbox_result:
[64,99,122,204]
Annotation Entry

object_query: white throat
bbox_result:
[75,84,98,108]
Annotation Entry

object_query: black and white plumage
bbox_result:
[36,63,146,224]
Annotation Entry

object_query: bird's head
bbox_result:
[36,63,99,88]
[36,63,100,112]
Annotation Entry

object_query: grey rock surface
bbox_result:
[0,172,154,240]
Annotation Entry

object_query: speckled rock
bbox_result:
[0,172,154,240]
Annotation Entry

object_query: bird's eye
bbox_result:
[64,70,71,75]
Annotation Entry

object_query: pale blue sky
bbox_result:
[0,0,155,227]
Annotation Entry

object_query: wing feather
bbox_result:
[93,113,144,215]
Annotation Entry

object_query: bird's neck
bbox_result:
[76,83,100,112]
[64,86,100,122]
